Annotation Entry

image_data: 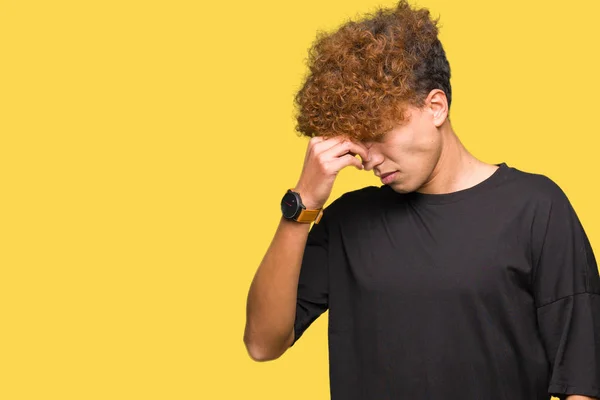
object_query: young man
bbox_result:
[244,1,600,399]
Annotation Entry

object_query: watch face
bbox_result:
[281,191,300,219]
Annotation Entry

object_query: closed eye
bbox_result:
[375,132,388,143]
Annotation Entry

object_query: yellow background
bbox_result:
[1,0,598,398]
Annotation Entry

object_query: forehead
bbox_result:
[361,108,429,147]
[362,113,417,141]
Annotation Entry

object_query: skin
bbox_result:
[361,88,499,196]
[244,136,368,361]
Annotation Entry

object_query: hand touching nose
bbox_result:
[294,136,372,210]
[362,154,376,171]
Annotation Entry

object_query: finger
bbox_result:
[328,153,364,172]
[308,135,325,145]
[312,136,348,154]
[345,141,370,163]
[306,136,325,153]
[321,139,369,163]
[362,157,376,171]
[304,136,327,163]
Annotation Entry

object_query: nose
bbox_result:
[362,151,383,171]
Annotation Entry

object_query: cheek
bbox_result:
[416,132,440,153]
[413,133,442,164]
[403,145,440,177]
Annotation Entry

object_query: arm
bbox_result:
[243,217,311,361]
[531,178,600,400]
[243,136,369,362]
[566,396,597,400]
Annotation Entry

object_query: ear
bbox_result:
[425,89,449,128]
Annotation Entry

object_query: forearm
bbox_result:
[244,216,311,360]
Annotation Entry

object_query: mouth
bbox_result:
[380,171,398,185]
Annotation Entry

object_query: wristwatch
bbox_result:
[281,189,324,224]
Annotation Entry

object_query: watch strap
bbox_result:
[289,188,324,224]
[295,208,324,224]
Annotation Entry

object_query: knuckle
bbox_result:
[318,159,328,172]
[345,155,357,166]
[309,137,320,149]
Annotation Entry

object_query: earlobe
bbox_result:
[432,107,445,127]
[428,90,447,127]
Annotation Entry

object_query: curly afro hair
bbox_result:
[294,0,451,141]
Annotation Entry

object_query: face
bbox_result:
[362,95,446,193]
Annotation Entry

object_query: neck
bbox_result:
[417,122,497,195]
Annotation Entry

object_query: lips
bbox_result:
[380,171,398,185]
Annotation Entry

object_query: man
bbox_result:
[243,1,600,399]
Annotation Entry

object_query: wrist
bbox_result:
[293,186,321,210]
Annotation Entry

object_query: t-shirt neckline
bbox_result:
[384,162,510,205]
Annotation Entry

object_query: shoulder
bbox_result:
[504,165,570,205]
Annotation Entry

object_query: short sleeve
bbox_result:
[290,206,331,346]
[531,182,600,399]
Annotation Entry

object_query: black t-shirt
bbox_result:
[291,162,600,400]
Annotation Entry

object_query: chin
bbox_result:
[387,181,412,194]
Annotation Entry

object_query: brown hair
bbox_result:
[293,0,451,141]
